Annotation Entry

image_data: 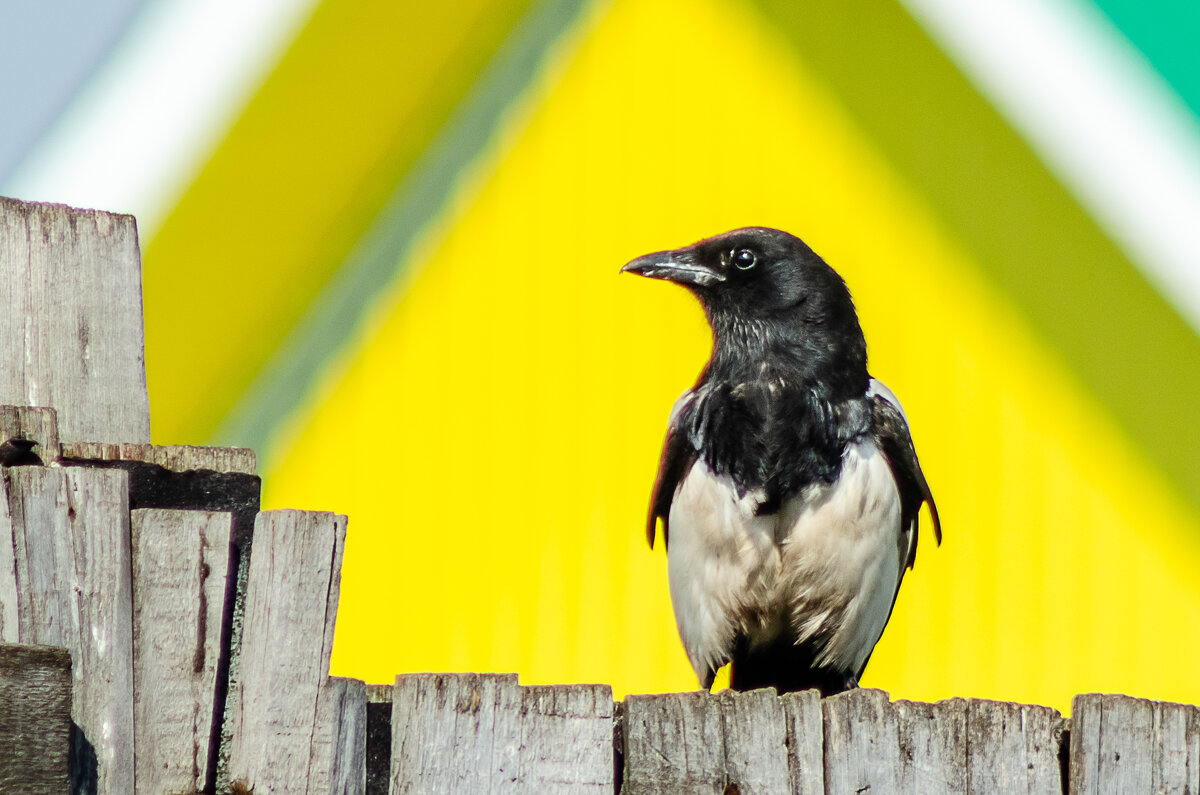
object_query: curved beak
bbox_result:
[620,249,725,288]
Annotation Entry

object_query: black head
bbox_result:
[623,227,868,396]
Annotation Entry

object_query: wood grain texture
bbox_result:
[131,508,235,795]
[317,677,367,795]
[390,674,614,794]
[61,442,256,475]
[0,473,16,644]
[0,405,60,463]
[391,673,519,794]
[964,698,1064,793]
[823,688,902,794]
[0,643,72,794]
[824,689,1065,794]
[222,509,347,795]
[1071,693,1200,794]
[0,196,149,443]
[622,688,796,794]
[781,689,824,795]
[518,683,615,792]
[5,466,135,795]
[894,697,968,792]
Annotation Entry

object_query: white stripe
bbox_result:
[1,0,320,241]
[899,0,1200,332]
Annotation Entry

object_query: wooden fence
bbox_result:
[1,194,1197,794]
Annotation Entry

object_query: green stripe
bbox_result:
[749,0,1200,510]
[213,0,592,453]
[1088,0,1200,120]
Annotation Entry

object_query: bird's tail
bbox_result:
[728,639,855,697]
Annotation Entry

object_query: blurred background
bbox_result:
[3,0,1200,713]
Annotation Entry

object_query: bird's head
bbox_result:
[622,227,867,393]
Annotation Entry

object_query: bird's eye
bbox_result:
[732,249,757,270]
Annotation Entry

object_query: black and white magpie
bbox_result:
[623,227,940,696]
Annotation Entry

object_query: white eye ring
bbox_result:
[732,248,757,270]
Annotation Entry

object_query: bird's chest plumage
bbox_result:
[679,379,866,510]
[666,438,903,682]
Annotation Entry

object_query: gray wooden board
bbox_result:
[390,674,614,794]
[965,698,1064,793]
[318,676,367,795]
[222,509,348,795]
[823,688,902,794]
[622,688,798,794]
[131,508,235,795]
[0,405,60,462]
[781,689,824,795]
[517,683,614,792]
[0,196,150,444]
[1072,693,1200,794]
[824,689,1064,794]
[0,643,72,795]
[894,697,968,792]
[0,471,17,644]
[61,441,257,475]
[6,466,135,795]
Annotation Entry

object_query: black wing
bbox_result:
[645,415,697,549]
[870,392,941,569]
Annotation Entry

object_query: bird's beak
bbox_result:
[621,249,725,288]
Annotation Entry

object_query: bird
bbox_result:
[0,438,41,467]
[622,226,940,695]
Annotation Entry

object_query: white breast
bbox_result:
[666,440,904,682]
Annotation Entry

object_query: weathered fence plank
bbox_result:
[893,697,968,792]
[390,673,519,793]
[966,698,1064,793]
[0,475,16,644]
[222,509,347,794]
[622,688,799,794]
[5,466,135,795]
[0,197,150,443]
[518,683,615,792]
[1071,693,1200,794]
[317,676,367,795]
[61,441,256,475]
[781,689,825,795]
[824,689,1064,794]
[0,643,72,794]
[0,405,60,464]
[823,688,903,793]
[389,674,614,793]
[622,690,724,794]
[131,508,235,795]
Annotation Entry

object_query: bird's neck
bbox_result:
[703,313,869,401]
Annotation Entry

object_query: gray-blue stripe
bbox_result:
[211,0,591,453]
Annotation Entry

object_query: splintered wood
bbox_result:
[222,510,353,795]
[390,673,614,793]
[1071,693,1200,793]
[0,197,150,444]
[823,688,1065,794]
[622,689,820,795]
[61,441,257,475]
[132,508,235,794]
[4,466,136,795]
